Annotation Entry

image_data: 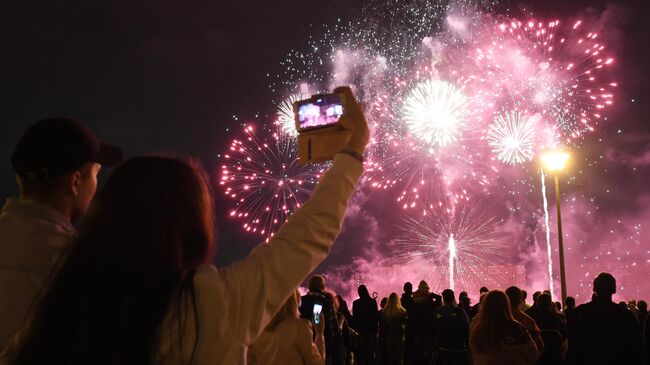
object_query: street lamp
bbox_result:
[540,149,570,307]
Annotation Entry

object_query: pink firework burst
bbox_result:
[365,66,498,211]
[219,123,324,242]
[479,18,617,143]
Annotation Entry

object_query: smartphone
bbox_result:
[294,94,344,132]
[312,303,323,325]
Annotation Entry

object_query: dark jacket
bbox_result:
[527,307,567,339]
[570,297,641,364]
[300,291,340,338]
[352,296,379,335]
[409,289,439,338]
[401,292,414,313]
[434,304,470,351]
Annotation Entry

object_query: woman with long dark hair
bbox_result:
[1,87,368,365]
[469,290,539,365]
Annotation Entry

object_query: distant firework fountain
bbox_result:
[448,234,457,290]
[394,200,508,292]
[219,124,323,242]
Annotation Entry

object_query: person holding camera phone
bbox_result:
[300,276,342,365]
[248,290,326,365]
[1,86,369,365]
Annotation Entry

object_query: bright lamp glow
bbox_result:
[541,150,570,172]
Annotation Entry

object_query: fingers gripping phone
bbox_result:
[312,303,323,325]
[294,93,352,165]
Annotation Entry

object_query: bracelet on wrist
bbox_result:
[338,147,364,163]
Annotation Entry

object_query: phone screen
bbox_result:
[312,303,323,325]
[296,94,344,131]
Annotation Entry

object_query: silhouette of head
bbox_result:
[336,294,345,304]
[308,275,325,292]
[479,286,489,294]
[404,282,413,293]
[505,286,522,307]
[459,295,471,307]
[358,285,370,298]
[532,291,541,303]
[418,280,430,292]
[383,293,405,317]
[566,296,576,308]
[380,297,388,309]
[593,272,616,298]
[386,293,400,308]
[537,293,553,310]
[442,289,455,304]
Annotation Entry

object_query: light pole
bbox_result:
[540,150,570,307]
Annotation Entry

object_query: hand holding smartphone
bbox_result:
[293,87,368,165]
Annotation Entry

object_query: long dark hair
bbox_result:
[5,156,215,364]
[470,290,516,353]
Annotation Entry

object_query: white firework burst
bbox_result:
[403,79,469,147]
[487,111,536,165]
[277,93,310,137]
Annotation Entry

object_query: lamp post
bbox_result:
[540,150,570,307]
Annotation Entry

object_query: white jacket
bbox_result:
[0,198,74,349]
[155,154,363,364]
[248,317,324,365]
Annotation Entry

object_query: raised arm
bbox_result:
[209,87,368,345]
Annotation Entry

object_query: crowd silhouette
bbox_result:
[277,274,647,365]
[0,89,649,364]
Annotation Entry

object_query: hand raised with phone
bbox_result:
[294,86,370,164]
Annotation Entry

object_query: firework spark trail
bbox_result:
[220,124,323,242]
[541,169,555,297]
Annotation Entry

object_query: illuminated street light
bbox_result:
[541,150,570,172]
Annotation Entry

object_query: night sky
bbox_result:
[1,0,649,301]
